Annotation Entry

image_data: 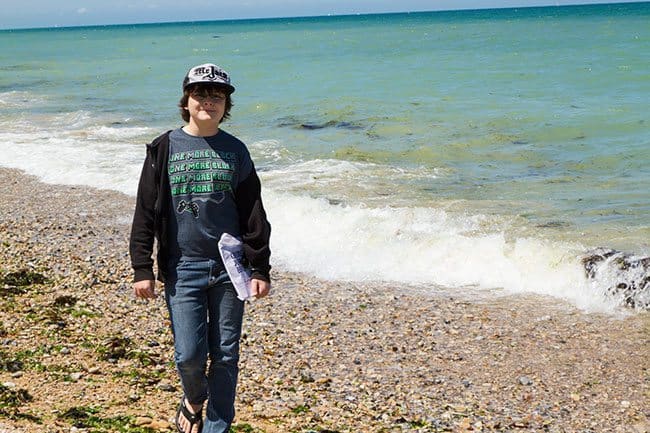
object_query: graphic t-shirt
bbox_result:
[167,127,253,261]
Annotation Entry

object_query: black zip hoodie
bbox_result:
[129,131,271,283]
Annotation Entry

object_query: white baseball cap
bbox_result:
[182,63,235,93]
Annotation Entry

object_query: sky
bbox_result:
[0,0,645,29]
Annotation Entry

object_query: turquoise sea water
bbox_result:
[1,3,648,311]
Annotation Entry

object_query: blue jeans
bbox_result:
[165,258,245,433]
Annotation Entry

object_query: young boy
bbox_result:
[129,63,271,433]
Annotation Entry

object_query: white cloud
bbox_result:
[76,7,88,14]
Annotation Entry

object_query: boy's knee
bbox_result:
[209,348,239,367]
[176,351,206,374]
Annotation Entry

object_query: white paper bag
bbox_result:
[218,233,253,301]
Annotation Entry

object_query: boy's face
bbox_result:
[185,84,228,125]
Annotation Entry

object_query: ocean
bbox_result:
[1,3,648,312]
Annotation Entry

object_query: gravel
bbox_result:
[1,167,648,433]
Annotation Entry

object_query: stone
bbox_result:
[518,376,533,386]
[581,248,650,309]
[148,420,171,429]
[157,383,176,392]
[133,416,153,426]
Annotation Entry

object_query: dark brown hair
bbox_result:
[178,83,233,123]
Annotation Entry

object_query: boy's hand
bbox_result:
[250,278,271,298]
[134,280,156,299]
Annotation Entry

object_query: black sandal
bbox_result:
[175,397,203,433]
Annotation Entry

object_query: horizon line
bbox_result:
[1,0,647,32]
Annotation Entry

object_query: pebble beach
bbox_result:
[0,166,648,433]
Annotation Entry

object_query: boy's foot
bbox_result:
[175,397,203,433]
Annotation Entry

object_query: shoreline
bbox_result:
[0,167,648,432]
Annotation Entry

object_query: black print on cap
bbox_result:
[183,63,235,93]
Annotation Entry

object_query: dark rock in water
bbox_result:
[335,121,364,130]
[300,120,338,130]
[275,116,301,128]
[277,116,364,131]
[327,198,344,206]
[581,248,650,310]
[536,220,573,229]
[299,120,364,130]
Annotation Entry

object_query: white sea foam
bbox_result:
[54,110,95,129]
[261,186,620,313]
[0,124,636,313]
[0,90,48,107]
[248,139,293,163]
[0,129,145,195]
[258,157,443,210]
[87,125,154,140]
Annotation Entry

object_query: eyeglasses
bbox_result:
[191,92,226,103]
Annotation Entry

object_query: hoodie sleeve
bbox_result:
[129,143,159,282]
[234,164,272,282]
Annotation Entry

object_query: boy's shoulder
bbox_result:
[147,129,173,148]
[213,129,249,154]
[217,129,245,146]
